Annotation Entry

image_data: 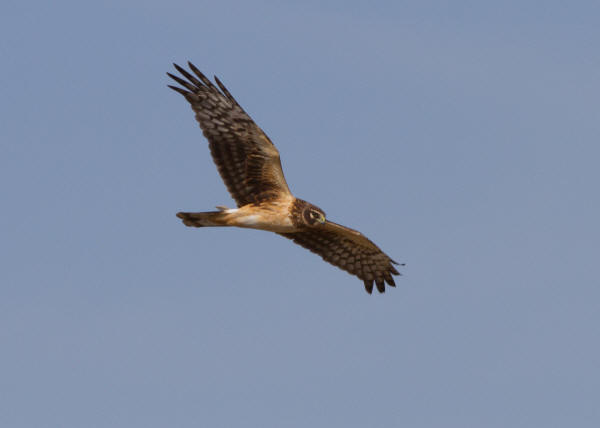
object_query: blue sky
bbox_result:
[2,1,599,427]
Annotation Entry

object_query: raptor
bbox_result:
[168,62,402,293]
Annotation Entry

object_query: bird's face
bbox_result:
[303,205,326,226]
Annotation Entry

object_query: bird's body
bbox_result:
[168,62,402,293]
[178,198,297,233]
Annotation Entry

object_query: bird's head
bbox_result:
[302,204,326,226]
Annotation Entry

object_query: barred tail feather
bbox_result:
[176,211,229,227]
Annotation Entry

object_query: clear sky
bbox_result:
[2,1,599,427]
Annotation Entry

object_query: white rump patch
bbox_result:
[237,215,260,226]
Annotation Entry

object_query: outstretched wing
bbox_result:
[279,221,402,294]
[167,62,292,207]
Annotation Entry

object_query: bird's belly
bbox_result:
[226,209,296,232]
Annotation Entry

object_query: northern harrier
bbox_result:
[168,62,402,293]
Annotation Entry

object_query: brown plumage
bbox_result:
[168,62,403,294]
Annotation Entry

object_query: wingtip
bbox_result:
[385,275,396,287]
[167,85,189,96]
[187,61,203,77]
[172,63,186,76]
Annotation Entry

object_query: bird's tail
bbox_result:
[176,211,229,227]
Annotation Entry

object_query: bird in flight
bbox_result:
[167,62,402,293]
